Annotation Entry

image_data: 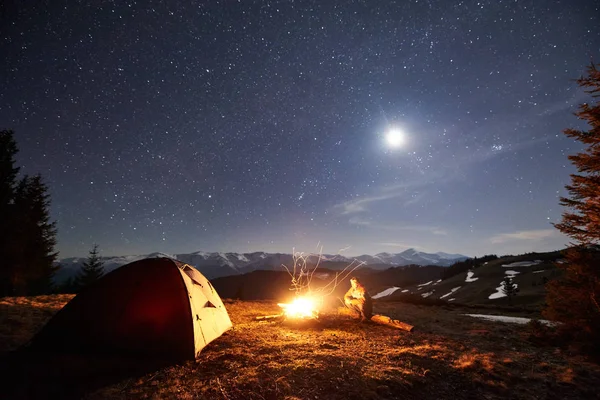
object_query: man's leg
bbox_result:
[346,300,362,318]
[350,300,368,321]
[363,298,373,320]
[357,303,369,322]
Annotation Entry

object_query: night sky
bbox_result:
[2,1,599,259]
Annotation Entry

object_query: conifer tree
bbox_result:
[501,276,519,305]
[0,131,60,296]
[544,63,600,339]
[0,130,20,296]
[12,175,59,295]
[76,244,105,290]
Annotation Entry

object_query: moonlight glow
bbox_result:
[385,128,406,149]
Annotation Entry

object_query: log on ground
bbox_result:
[371,314,414,332]
[255,314,284,321]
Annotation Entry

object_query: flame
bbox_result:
[277,296,319,319]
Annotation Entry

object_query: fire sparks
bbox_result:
[274,247,365,321]
[278,296,319,319]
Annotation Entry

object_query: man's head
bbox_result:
[350,277,359,287]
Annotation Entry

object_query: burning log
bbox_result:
[277,297,319,319]
[255,296,320,322]
[255,314,284,321]
[370,314,414,332]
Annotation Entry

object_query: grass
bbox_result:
[1,295,600,399]
[0,294,73,352]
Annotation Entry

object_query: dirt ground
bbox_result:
[1,295,599,399]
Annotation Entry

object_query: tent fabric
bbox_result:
[27,258,232,361]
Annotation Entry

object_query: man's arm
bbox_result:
[354,287,367,303]
[344,287,353,302]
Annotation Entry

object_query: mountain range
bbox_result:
[55,248,469,283]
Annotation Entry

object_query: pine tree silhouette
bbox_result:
[0,130,20,296]
[76,244,105,290]
[0,130,60,295]
[501,276,519,305]
[12,175,59,295]
[544,63,600,343]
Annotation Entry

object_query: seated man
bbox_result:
[344,277,373,322]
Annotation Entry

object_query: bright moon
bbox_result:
[385,128,405,148]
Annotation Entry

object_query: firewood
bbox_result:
[371,314,414,332]
[255,314,284,321]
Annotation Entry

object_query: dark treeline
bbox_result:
[0,130,59,296]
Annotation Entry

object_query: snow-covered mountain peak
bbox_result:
[399,248,419,256]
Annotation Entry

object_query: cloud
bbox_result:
[348,216,371,226]
[489,229,557,244]
[377,242,426,250]
[348,216,447,235]
[538,89,589,117]
[335,174,443,216]
[338,192,399,215]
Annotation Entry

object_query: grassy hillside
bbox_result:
[211,265,448,305]
[378,252,562,310]
[211,251,565,312]
[1,294,599,399]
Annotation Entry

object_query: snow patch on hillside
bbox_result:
[533,270,546,274]
[440,286,461,299]
[489,280,518,299]
[465,271,479,282]
[421,291,434,298]
[464,314,557,326]
[502,261,541,268]
[418,281,433,287]
[372,287,401,299]
[504,270,520,277]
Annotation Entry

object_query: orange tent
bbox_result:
[27,258,232,361]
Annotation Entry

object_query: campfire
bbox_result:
[277,296,320,319]
[254,295,321,322]
[254,249,416,332]
[255,250,360,323]
[258,295,414,332]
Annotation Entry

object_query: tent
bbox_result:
[26,257,233,361]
